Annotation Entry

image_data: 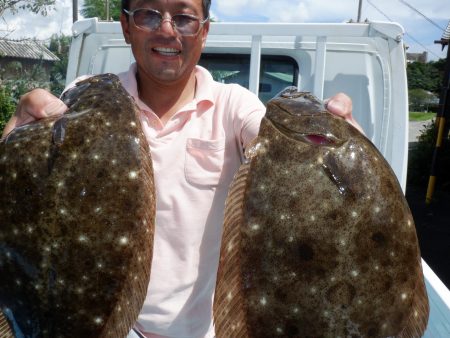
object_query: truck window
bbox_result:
[199,54,298,104]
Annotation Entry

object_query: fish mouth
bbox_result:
[152,47,181,56]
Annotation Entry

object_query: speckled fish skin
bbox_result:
[214,89,429,338]
[0,74,155,338]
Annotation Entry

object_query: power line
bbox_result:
[366,0,442,59]
[396,0,446,32]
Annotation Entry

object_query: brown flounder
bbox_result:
[0,74,155,338]
[214,89,429,337]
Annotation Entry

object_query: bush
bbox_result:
[407,121,450,190]
[0,84,16,133]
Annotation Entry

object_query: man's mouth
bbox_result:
[152,47,181,56]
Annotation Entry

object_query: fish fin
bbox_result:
[397,262,430,338]
[214,162,251,337]
[0,312,14,338]
[99,103,155,338]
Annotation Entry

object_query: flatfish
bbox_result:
[0,74,155,338]
[214,89,429,337]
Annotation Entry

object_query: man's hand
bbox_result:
[1,89,68,139]
[325,93,364,134]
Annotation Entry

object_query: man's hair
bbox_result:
[121,0,211,19]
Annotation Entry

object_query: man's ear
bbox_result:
[201,20,210,49]
[120,13,131,44]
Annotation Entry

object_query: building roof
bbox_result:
[0,39,59,62]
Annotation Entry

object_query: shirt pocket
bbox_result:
[185,138,226,186]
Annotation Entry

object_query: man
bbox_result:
[1,0,362,337]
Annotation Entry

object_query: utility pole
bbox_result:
[72,0,78,23]
[426,21,450,204]
[106,0,110,21]
[357,0,363,22]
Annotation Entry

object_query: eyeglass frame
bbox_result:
[123,8,209,36]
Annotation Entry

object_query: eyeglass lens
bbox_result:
[133,9,201,35]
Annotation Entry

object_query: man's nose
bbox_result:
[159,17,177,35]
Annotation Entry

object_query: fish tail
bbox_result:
[0,312,14,338]
[214,162,251,338]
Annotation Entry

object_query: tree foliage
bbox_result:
[407,59,445,94]
[81,0,121,21]
[48,34,71,96]
[0,0,55,16]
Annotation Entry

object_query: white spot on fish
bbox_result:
[260,297,267,306]
[317,156,324,164]
[95,207,102,213]
[350,152,356,160]
[59,208,67,215]
[374,265,380,271]
[57,181,64,188]
[310,287,317,294]
[93,317,103,325]
[105,121,111,127]
[293,307,299,314]
[93,154,100,160]
[134,137,140,144]
[97,262,104,269]
[130,121,137,127]
[288,236,294,242]
[78,235,88,243]
[15,279,21,286]
[129,171,138,179]
[71,152,78,159]
[227,292,232,301]
[251,224,260,231]
[119,236,129,246]
[401,293,408,300]
[27,157,33,163]
[340,239,346,246]
[11,172,17,179]
[259,184,266,191]
[407,219,412,228]
[374,206,381,213]
[276,327,283,333]
[310,215,316,221]
[351,211,358,218]
[351,270,359,277]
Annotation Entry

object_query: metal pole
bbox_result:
[426,42,450,204]
[106,0,110,20]
[72,0,78,23]
[357,0,363,22]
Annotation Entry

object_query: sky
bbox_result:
[0,0,448,61]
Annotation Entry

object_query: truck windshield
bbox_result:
[199,54,298,104]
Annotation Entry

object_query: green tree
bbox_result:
[0,84,15,132]
[407,60,445,94]
[0,0,55,16]
[48,34,71,96]
[81,0,121,21]
[409,88,439,112]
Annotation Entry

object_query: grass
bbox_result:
[409,111,436,121]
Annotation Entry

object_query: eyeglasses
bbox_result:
[123,8,209,36]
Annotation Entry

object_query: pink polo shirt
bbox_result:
[118,63,265,338]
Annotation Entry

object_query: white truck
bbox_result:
[66,18,450,336]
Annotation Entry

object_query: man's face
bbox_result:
[120,0,209,86]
